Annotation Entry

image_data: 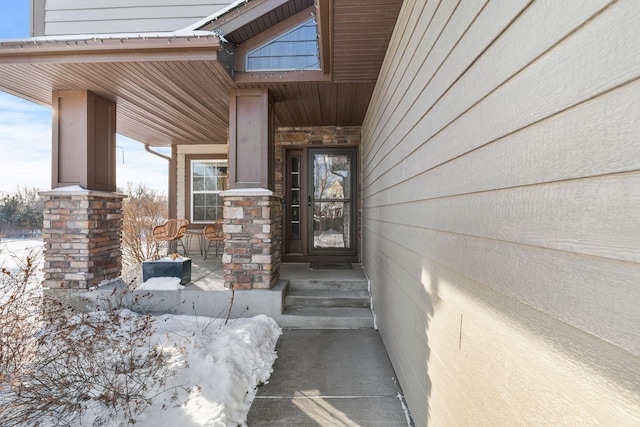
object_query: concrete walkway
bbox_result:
[247,329,411,426]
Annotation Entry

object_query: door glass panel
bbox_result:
[312,201,350,249]
[312,154,351,199]
[288,153,302,250]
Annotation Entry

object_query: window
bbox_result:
[246,18,320,71]
[191,160,228,223]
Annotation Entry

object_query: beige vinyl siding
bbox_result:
[361,0,640,426]
[37,0,232,36]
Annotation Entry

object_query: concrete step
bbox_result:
[287,278,369,292]
[286,290,371,308]
[279,306,374,329]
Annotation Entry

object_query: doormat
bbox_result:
[309,263,352,270]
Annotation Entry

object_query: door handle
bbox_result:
[308,195,312,207]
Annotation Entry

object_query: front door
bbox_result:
[283,147,357,262]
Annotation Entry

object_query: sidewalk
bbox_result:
[246,329,412,426]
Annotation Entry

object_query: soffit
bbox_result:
[215,0,402,83]
[0,37,232,146]
[227,0,403,125]
[331,0,403,83]
[241,82,375,126]
[0,0,403,144]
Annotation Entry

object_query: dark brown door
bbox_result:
[283,147,357,262]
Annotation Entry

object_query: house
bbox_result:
[1,0,639,425]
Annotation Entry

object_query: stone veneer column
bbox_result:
[220,189,282,289]
[39,188,125,289]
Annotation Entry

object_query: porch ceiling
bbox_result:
[0,0,402,146]
[0,37,232,146]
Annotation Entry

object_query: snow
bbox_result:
[138,277,185,290]
[51,184,87,192]
[181,0,251,32]
[0,239,283,426]
[0,238,44,272]
[147,256,189,263]
[135,313,281,426]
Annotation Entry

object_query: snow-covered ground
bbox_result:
[136,313,281,426]
[0,238,44,271]
[0,239,283,426]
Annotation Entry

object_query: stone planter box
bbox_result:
[142,258,192,285]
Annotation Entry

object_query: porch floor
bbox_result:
[124,254,373,328]
[162,254,371,292]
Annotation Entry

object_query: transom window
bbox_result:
[191,160,228,223]
[246,18,320,71]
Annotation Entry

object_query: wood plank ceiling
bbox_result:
[0,0,403,146]
[0,38,232,146]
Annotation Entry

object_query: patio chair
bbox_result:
[152,218,189,256]
[203,220,224,259]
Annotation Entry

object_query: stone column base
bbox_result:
[221,189,282,289]
[39,188,125,289]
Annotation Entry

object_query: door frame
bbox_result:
[282,145,359,263]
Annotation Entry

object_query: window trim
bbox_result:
[245,17,320,72]
[185,154,227,227]
[236,6,324,79]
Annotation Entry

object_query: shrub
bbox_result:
[0,254,187,427]
[121,183,168,266]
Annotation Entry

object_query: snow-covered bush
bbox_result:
[0,261,188,427]
[1,249,282,427]
[0,256,41,395]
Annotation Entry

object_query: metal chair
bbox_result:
[203,220,224,259]
[152,218,189,256]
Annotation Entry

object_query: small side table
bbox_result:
[183,229,204,257]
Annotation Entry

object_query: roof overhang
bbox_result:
[190,0,294,35]
[0,33,233,146]
[0,33,221,64]
[0,0,403,145]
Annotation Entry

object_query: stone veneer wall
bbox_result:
[40,189,125,289]
[221,189,282,289]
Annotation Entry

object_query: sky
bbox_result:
[0,1,170,194]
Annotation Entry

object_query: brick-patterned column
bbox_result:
[220,189,282,289]
[39,188,125,289]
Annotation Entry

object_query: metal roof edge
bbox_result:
[0,30,218,46]
[181,0,253,32]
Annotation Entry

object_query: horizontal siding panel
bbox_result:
[368,172,640,263]
[362,1,640,425]
[363,217,640,356]
[364,230,640,425]
[42,1,231,35]
[46,6,221,22]
[362,0,502,160]
[364,0,534,164]
[364,79,640,204]
[46,0,229,11]
[364,0,430,130]
[364,0,618,183]
[362,243,432,426]
[45,18,207,35]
